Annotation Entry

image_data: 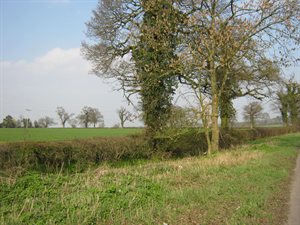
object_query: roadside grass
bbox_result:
[1,133,299,224]
[0,128,142,142]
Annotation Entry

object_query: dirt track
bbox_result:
[288,151,300,225]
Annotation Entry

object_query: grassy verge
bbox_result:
[1,133,299,224]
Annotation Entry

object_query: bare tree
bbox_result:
[176,0,300,152]
[16,116,33,128]
[77,106,104,128]
[259,112,271,126]
[68,118,78,128]
[243,102,263,129]
[117,107,133,128]
[56,107,74,128]
[37,116,55,128]
[89,108,104,128]
[176,89,212,153]
[77,106,91,128]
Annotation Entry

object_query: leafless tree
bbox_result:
[37,116,55,128]
[117,107,133,128]
[68,118,78,128]
[56,107,74,128]
[77,106,104,128]
[177,0,300,152]
[243,102,263,129]
[89,108,104,128]
[77,106,91,128]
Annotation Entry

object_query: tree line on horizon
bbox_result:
[0,106,135,129]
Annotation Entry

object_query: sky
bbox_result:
[0,0,299,127]
[0,0,139,127]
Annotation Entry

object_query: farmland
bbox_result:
[0,128,142,142]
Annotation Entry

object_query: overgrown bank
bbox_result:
[1,133,299,224]
[0,127,296,175]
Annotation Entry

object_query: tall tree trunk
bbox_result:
[250,116,254,129]
[210,67,219,152]
[198,88,211,155]
[209,10,219,153]
[211,92,219,152]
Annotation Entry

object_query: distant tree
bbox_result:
[117,107,133,128]
[259,113,271,125]
[89,108,104,128]
[272,116,283,124]
[77,106,104,128]
[56,107,74,128]
[22,118,33,128]
[243,102,263,129]
[16,117,33,128]
[37,116,55,128]
[1,115,17,128]
[34,120,41,128]
[112,123,120,128]
[68,118,78,128]
[166,106,200,128]
[77,106,91,128]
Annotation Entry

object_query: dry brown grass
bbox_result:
[87,145,263,186]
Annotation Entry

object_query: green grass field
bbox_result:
[1,133,299,224]
[0,128,142,142]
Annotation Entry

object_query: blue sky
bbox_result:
[2,0,96,61]
[0,0,299,127]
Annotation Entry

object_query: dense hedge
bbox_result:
[0,136,150,174]
[0,127,296,174]
[155,127,295,156]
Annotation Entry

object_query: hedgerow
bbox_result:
[0,127,296,175]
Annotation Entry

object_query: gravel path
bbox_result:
[288,151,300,225]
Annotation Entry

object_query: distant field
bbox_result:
[0,128,142,142]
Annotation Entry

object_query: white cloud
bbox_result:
[1,48,139,127]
